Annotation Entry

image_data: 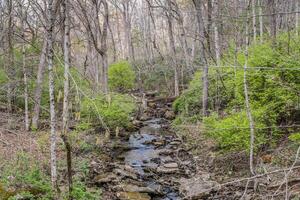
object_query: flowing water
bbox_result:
[123,119,181,200]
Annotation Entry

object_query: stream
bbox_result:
[122,119,182,200]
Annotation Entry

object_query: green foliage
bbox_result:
[288,133,300,143]
[0,152,52,199]
[108,61,135,92]
[173,71,202,115]
[173,33,300,152]
[80,93,136,130]
[69,181,101,200]
[203,109,276,152]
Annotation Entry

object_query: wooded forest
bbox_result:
[0,0,299,199]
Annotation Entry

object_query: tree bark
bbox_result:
[259,0,263,43]
[252,0,257,43]
[6,0,14,113]
[268,0,277,41]
[244,11,256,176]
[62,0,72,197]
[31,39,47,130]
[100,0,109,94]
[21,7,29,131]
[296,0,299,36]
[47,0,58,193]
[212,0,220,66]
[193,0,209,117]
[166,0,179,97]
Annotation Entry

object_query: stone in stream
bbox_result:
[117,192,151,200]
[164,110,175,120]
[118,184,158,194]
[158,149,173,156]
[163,162,178,168]
[94,173,118,184]
[169,141,181,146]
[179,175,220,199]
[114,168,138,180]
[157,166,179,174]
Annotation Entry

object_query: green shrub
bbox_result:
[203,109,275,152]
[173,33,300,152]
[108,61,135,92]
[0,152,52,199]
[69,181,101,200]
[80,93,136,130]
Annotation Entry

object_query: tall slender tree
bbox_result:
[193,0,209,117]
[47,0,58,192]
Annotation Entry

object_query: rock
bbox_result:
[114,168,138,180]
[119,184,157,194]
[94,173,118,184]
[157,166,179,174]
[163,162,178,168]
[132,120,143,127]
[117,192,151,200]
[124,165,137,174]
[158,149,173,156]
[162,156,174,163]
[153,140,165,147]
[150,157,161,164]
[164,110,175,120]
[179,176,220,199]
[148,102,156,108]
[169,141,181,146]
[140,113,151,121]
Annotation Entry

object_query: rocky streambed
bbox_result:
[90,118,211,200]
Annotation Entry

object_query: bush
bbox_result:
[80,93,136,130]
[203,109,276,152]
[0,152,52,199]
[173,33,300,152]
[108,61,135,92]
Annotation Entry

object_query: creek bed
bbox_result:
[121,119,182,200]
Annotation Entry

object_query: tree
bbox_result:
[47,0,58,193]
[244,7,256,176]
[193,0,209,117]
[62,0,72,197]
[166,0,180,97]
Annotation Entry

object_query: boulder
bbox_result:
[117,192,151,200]
[114,168,138,180]
[140,113,151,121]
[157,166,179,174]
[179,175,220,199]
[94,173,118,184]
[118,184,157,194]
[164,110,175,120]
[163,162,178,168]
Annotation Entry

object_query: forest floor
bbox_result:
[1,100,300,200]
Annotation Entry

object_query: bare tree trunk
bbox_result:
[259,0,263,43]
[193,0,209,117]
[21,7,29,131]
[122,1,135,61]
[6,0,14,113]
[108,22,117,62]
[32,39,47,130]
[101,0,109,94]
[166,0,179,97]
[296,0,299,36]
[62,0,72,197]
[252,0,257,43]
[268,0,277,41]
[244,11,256,176]
[212,0,220,66]
[47,0,58,193]
[207,0,212,52]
